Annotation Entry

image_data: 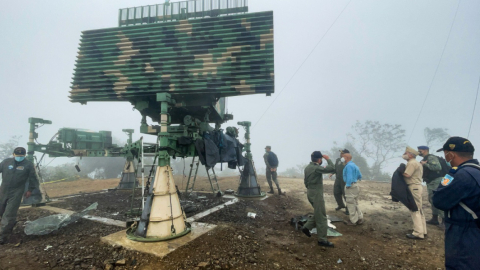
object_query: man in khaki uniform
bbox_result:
[402,146,427,239]
[301,151,336,247]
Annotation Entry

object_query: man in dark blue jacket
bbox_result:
[433,137,480,270]
[0,147,38,244]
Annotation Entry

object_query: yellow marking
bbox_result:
[145,63,155,73]
[464,141,470,144]
[175,20,193,35]
[241,18,251,30]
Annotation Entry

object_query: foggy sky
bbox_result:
[1,0,479,173]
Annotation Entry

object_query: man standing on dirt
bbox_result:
[301,151,336,248]
[0,147,38,244]
[433,137,480,270]
[343,153,364,226]
[402,146,427,240]
[264,146,282,195]
[417,146,445,229]
[330,149,349,215]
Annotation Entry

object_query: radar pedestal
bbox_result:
[128,94,190,241]
[235,122,266,198]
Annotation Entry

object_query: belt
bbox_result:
[445,218,478,228]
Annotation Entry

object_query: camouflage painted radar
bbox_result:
[70,11,274,103]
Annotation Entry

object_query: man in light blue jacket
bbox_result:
[343,153,364,226]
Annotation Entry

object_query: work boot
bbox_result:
[335,206,345,211]
[356,219,364,225]
[426,215,439,225]
[406,234,424,240]
[318,240,334,248]
[344,220,357,226]
[267,188,274,194]
[301,227,311,238]
[278,189,284,195]
[345,209,350,216]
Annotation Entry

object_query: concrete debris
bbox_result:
[25,203,98,235]
[224,189,235,194]
[247,212,256,219]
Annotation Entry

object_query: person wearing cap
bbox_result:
[417,145,445,228]
[402,146,427,240]
[329,149,349,215]
[263,146,282,195]
[0,147,39,244]
[432,137,480,269]
[343,153,364,225]
[300,151,336,248]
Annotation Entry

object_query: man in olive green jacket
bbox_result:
[301,151,336,247]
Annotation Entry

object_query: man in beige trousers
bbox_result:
[402,146,427,240]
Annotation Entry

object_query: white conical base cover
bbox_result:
[146,166,186,238]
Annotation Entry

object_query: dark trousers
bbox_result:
[266,169,280,190]
[333,179,346,208]
[444,221,480,270]
[0,188,24,240]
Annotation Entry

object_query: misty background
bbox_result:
[1,0,479,181]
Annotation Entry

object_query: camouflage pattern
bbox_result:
[70,11,274,104]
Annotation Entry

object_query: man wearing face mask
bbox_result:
[0,147,38,244]
[432,137,480,270]
[402,146,427,240]
[301,151,336,247]
[343,153,364,226]
[417,146,445,228]
[329,149,349,215]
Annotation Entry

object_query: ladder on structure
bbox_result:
[184,156,222,197]
[127,139,158,217]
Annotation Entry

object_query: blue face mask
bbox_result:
[14,156,25,162]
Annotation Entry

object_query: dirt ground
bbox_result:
[42,179,119,198]
[0,176,446,269]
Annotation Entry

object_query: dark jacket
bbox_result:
[390,164,418,211]
[0,158,38,194]
[432,159,480,270]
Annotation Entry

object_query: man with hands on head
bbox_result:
[301,151,336,248]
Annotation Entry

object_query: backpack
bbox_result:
[437,156,451,175]
[268,152,279,167]
[423,155,451,182]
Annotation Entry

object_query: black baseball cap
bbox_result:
[13,147,26,155]
[340,149,350,154]
[311,151,323,159]
[436,136,475,153]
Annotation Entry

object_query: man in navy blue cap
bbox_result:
[417,145,445,228]
[433,137,480,269]
[0,147,38,244]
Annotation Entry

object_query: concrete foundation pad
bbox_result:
[101,222,217,258]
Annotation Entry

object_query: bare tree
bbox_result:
[0,136,21,161]
[350,121,405,179]
[424,128,449,148]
